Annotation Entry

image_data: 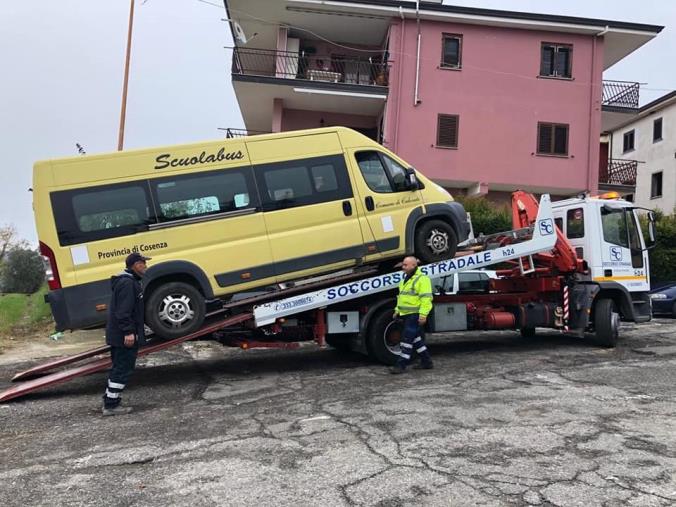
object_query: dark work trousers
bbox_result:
[396,314,432,368]
[102,346,139,408]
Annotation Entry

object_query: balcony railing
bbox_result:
[221,128,270,138]
[231,47,389,87]
[599,159,638,186]
[602,80,640,109]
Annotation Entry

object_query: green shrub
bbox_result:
[454,196,512,236]
[0,248,45,294]
[640,208,676,284]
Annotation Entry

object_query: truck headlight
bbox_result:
[650,294,668,300]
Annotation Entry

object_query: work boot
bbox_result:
[102,405,133,416]
[413,361,434,370]
[389,364,407,374]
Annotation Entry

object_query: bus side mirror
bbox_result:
[405,168,419,191]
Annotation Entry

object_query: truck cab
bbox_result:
[552,192,656,323]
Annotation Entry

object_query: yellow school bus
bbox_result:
[34,127,468,339]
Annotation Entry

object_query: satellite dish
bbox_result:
[233,21,247,44]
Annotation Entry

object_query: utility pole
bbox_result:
[117,0,135,151]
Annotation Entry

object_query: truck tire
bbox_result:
[672,302,676,319]
[366,307,403,365]
[520,327,536,338]
[145,282,206,340]
[414,220,458,264]
[594,298,620,347]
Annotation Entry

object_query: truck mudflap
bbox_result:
[567,283,600,334]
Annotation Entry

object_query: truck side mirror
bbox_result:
[405,168,419,191]
[646,211,657,249]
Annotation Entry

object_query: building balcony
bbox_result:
[231,47,389,88]
[602,80,640,132]
[599,159,638,190]
[602,80,640,110]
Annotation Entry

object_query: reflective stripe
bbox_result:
[105,389,120,399]
[400,353,410,360]
[419,293,433,297]
[397,305,419,311]
[400,342,413,349]
[413,336,422,343]
[108,381,125,390]
[400,290,417,296]
[416,346,428,353]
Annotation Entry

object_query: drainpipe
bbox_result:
[587,26,608,193]
[392,6,405,151]
[414,0,422,106]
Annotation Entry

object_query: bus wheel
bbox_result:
[367,307,403,365]
[146,282,206,340]
[414,220,458,264]
[594,298,620,347]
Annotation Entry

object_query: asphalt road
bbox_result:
[1,319,675,506]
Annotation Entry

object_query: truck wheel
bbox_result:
[594,298,620,347]
[366,307,403,365]
[414,220,458,264]
[520,327,536,338]
[145,282,206,340]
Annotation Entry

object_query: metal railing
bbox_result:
[602,80,640,109]
[221,128,270,138]
[599,159,638,186]
[231,47,389,87]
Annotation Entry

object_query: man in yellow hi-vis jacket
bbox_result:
[390,256,434,374]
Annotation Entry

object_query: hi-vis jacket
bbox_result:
[396,268,433,317]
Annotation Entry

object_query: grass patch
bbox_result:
[0,285,53,336]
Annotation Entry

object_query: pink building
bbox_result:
[224,0,662,201]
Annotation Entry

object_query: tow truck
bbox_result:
[0,190,656,403]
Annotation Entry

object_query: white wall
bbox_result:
[611,101,676,213]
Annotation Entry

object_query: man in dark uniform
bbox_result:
[102,252,150,416]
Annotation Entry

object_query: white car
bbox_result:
[433,269,498,295]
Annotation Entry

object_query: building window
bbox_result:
[623,130,635,153]
[441,34,462,69]
[653,118,663,142]
[540,43,572,78]
[537,122,568,156]
[436,114,459,148]
[651,172,663,199]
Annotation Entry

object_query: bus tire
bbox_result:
[366,307,403,365]
[145,282,206,340]
[594,298,619,347]
[414,220,458,264]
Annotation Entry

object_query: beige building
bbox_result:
[607,91,676,213]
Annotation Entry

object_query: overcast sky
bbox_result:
[1,0,674,244]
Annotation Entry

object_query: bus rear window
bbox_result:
[51,183,153,246]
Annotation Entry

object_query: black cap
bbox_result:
[125,252,151,268]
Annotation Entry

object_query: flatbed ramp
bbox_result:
[0,313,252,403]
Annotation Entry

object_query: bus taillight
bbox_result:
[39,241,61,290]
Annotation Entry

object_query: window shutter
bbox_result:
[437,114,459,148]
[554,47,571,77]
[554,125,568,155]
[538,123,553,153]
[540,45,554,76]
